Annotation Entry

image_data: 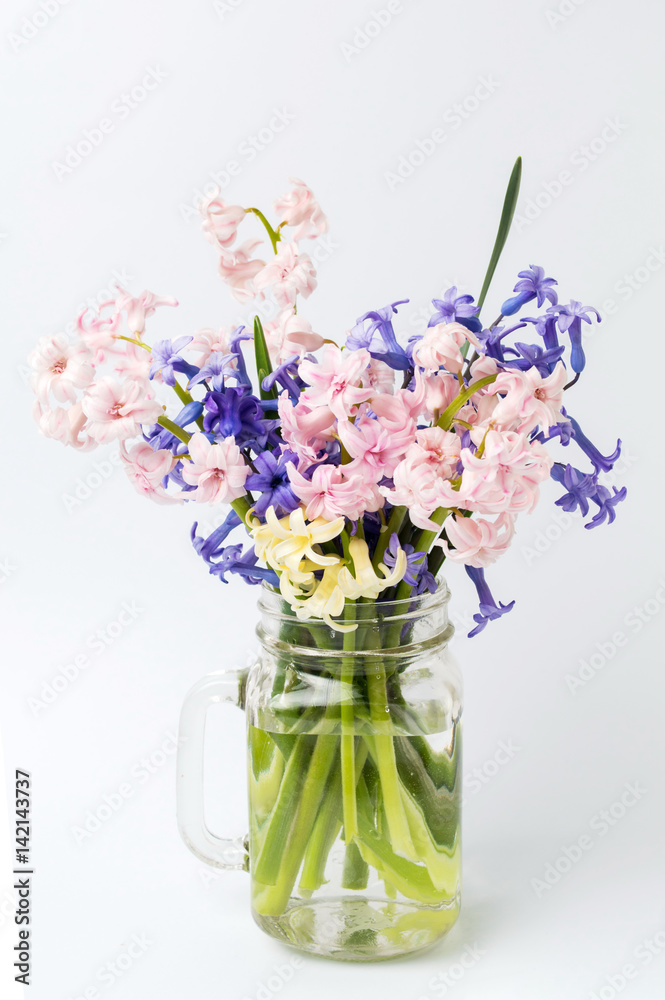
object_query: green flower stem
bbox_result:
[115,334,151,352]
[372,505,406,571]
[157,415,191,445]
[253,734,338,915]
[394,508,451,603]
[364,678,415,858]
[342,840,369,890]
[246,207,282,253]
[230,495,253,525]
[341,602,358,842]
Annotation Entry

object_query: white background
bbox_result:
[1,0,664,997]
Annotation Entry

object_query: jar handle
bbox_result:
[177,670,249,872]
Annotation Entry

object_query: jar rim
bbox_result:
[257,578,451,628]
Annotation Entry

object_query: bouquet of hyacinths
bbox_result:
[30,162,625,927]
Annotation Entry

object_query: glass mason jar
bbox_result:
[177,583,462,962]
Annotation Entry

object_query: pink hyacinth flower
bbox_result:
[81,377,163,443]
[264,310,325,364]
[273,178,329,242]
[421,371,460,421]
[121,441,181,505]
[181,433,249,504]
[115,287,178,335]
[340,414,413,481]
[77,299,123,358]
[407,426,461,481]
[299,345,371,420]
[487,362,568,434]
[199,191,246,250]
[453,430,553,515]
[278,392,336,465]
[287,464,380,522]
[189,327,235,368]
[33,400,95,451]
[218,239,266,303]
[254,242,317,309]
[411,322,479,374]
[29,334,94,404]
[440,512,516,568]
[380,454,444,531]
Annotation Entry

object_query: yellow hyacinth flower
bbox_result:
[338,536,407,600]
[250,506,344,581]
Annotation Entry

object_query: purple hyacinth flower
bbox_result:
[245,449,300,517]
[191,509,241,562]
[149,336,198,386]
[187,352,238,391]
[501,266,558,317]
[551,463,598,518]
[568,416,620,473]
[474,323,526,363]
[585,485,627,529]
[465,566,515,637]
[144,400,203,455]
[502,341,565,376]
[202,387,266,447]
[523,313,560,353]
[346,300,411,371]
[262,356,302,403]
[428,287,482,333]
[549,301,601,374]
[209,543,280,585]
[228,326,253,388]
[382,533,425,587]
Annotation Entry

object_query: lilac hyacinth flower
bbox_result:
[382,533,425,587]
[501,341,565,376]
[149,336,198,386]
[202,387,266,447]
[191,509,241,562]
[501,266,558,317]
[187,352,238,391]
[346,300,410,370]
[474,323,526,363]
[208,544,279,585]
[144,400,203,454]
[229,326,253,388]
[585,485,627,529]
[568,416,620,473]
[262,356,302,403]
[551,463,598,517]
[523,313,560,353]
[465,566,515,637]
[549,301,601,374]
[428,287,482,333]
[245,449,300,517]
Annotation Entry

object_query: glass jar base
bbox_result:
[252,894,461,961]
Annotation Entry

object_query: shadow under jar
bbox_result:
[178,583,462,962]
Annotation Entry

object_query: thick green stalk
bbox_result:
[372,505,407,570]
[341,602,358,841]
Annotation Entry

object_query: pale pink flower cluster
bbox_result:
[181,433,249,504]
[264,311,325,364]
[273,177,329,242]
[29,287,182,497]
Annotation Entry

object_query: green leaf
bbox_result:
[435,374,498,431]
[253,315,277,401]
[477,155,522,312]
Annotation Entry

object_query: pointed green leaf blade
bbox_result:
[477,156,522,311]
[253,315,278,401]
